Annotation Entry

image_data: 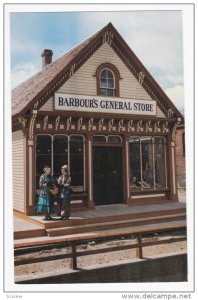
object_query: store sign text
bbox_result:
[54,93,156,116]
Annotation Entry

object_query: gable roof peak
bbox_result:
[11,21,183,120]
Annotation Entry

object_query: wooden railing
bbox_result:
[14,224,186,270]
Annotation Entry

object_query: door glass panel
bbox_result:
[107,135,122,143]
[92,135,106,143]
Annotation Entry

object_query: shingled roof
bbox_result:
[11,22,183,119]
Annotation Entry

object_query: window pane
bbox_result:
[100,77,107,88]
[129,137,140,143]
[154,137,166,188]
[106,89,114,96]
[53,135,68,177]
[106,69,113,78]
[53,155,68,180]
[100,88,107,96]
[53,135,68,154]
[99,68,115,96]
[36,135,51,154]
[70,135,83,143]
[129,137,141,189]
[100,69,107,78]
[108,79,114,88]
[141,137,154,188]
[70,136,84,186]
[36,135,52,188]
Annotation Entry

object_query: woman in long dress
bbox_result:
[35,165,55,220]
[57,165,72,220]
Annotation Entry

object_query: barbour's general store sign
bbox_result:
[54,93,156,116]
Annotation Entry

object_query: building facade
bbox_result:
[12,23,183,215]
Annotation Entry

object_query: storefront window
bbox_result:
[129,137,141,189]
[36,134,85,189]
[154,137,167,188]
[69,135,84,186]
[129,136,167,190]
[53,135,68,180]
[141,137,154,188]
[36,135,52,188]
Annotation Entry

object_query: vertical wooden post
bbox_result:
[136,234,143,259]
[167,124,179,201]
[86,133,95,209]
[70,242,77,270]
[123,134,131,205]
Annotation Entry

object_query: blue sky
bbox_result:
[10,10,184,111]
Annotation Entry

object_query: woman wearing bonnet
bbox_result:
[57,165,72,220]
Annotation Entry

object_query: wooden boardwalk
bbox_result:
[14,213,45,239]
[14,202,186,241]
[32,201,186,221]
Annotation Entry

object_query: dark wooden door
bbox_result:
[93,146,123,205]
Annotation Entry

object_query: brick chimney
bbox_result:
[41,49,53,69]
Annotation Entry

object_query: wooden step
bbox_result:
[46,213,186,237]
[40,207,186,229]
[14,228,46,240]
[14,220,186,249]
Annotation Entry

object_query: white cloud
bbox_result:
[78,11,184,111]
[78,11,183,71]
[165,85,184,112]
[11,11,184,112]
[11,63,40,88]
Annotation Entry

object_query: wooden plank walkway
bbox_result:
[14,215,45,239]
[14,202,186,240]
[30,202,186,223]
[14,219,186,249]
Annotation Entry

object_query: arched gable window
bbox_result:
[96,63,120,97]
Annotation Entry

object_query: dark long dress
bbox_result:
[35,174,54,214]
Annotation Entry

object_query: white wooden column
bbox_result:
[28,110,37,206]
[87,134,94,209]
[171,140,177,196]
[28,145,33,206]
[169,124,178,201]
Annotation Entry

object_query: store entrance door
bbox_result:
[93,146,123,205]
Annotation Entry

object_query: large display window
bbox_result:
[129,136,167,190]
[35,134,85,190]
